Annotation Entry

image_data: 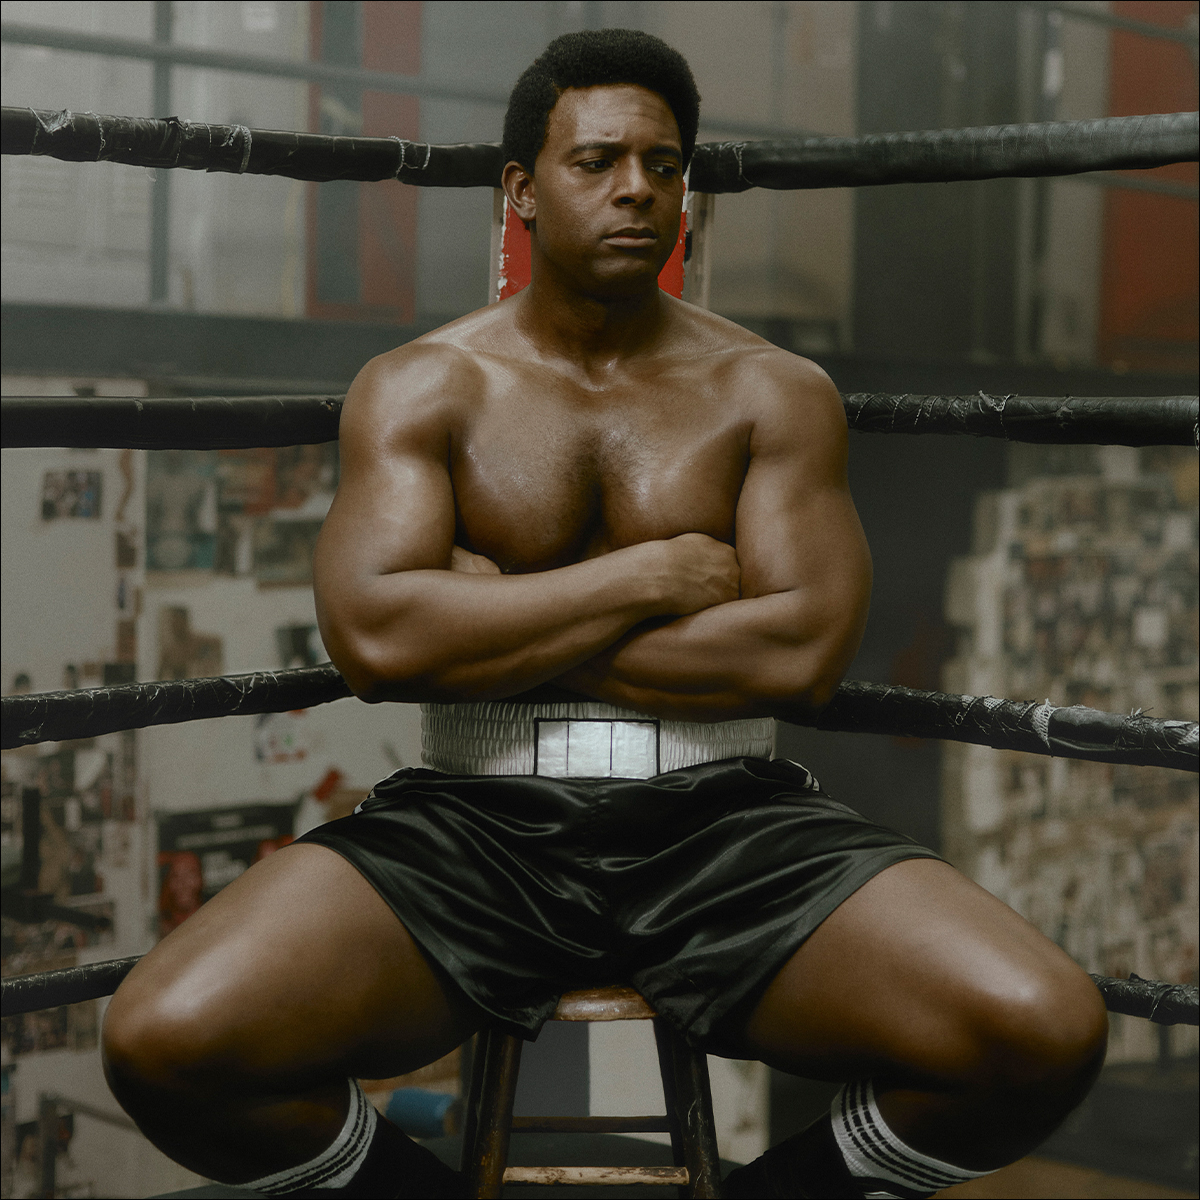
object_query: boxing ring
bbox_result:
[0,103,1197,1034]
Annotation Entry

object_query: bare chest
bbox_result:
[452,387,749,572]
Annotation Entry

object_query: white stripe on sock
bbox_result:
[245,1079,378,1195]
[831,1080,991,1198]
[838,1080,948,1194]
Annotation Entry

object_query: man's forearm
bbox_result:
[554,592,845,722]
[331,553,661,701]
[324,536,745,703]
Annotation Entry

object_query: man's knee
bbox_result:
[970,962,1108,1108]
[103,973,231,1104]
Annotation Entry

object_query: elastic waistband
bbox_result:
[421,701,775,777]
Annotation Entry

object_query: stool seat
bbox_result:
[553,986,656,1021]
[460,985,723,1197]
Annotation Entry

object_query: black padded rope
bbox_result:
[1,957,142,1017]
[2,953,1195,1023]
[0,106,500,186]
[3,670,1196,770]
[843,393,1199,447]
[1,395,344,449]
[1090,975,1200,1026]
[695,112,1199,192]
[2,107,1196,192]
[813,682,1197,772]
[4,394,1196,449]
[2,665,353,749]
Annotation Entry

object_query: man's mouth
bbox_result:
[604,227,658,247]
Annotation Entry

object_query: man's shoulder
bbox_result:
[342,312,502,433]
[670,301,840,409]
[359,311,500,388]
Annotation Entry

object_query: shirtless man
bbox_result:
[102,30,1108,1200]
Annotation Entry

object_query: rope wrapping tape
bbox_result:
[1,956,142,1018]
[2,665,353,748]
[1090,975,1200,1026]
[811,682,1198,772]
[2,671,1195,771]
[1,107,501,185]
[843,393,1199,447]
[693,112,1200,192]
[3,394,1196,450]
[1,395,344,449]
[3,107,1195,191]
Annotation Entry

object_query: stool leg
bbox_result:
[666,1028,723,1199]
[467,1029,523,1199]
[652,1018,686,1174]
[459,1033,488,1175]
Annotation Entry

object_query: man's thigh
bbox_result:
[107,842,482,1086]
[739,857,1100,1087]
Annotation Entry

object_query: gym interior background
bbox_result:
[1,2,1196,1197]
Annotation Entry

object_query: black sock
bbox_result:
[242,1080,465,1199]
[724,1080,991,1200]
[723,1111,865,1200]
[288,1118,465,1199]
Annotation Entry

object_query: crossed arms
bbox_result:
[313,345,872,724]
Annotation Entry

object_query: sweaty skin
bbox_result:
[102,83,1106,1187]
[313,89,871,724]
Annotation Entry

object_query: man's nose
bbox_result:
[613,160,654,206]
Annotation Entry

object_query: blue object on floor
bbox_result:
[385,1087,455,1138]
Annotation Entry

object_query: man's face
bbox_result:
[519,84,685,295]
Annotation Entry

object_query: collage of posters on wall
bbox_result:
[146,445,337,583]
[0,738,132,1057]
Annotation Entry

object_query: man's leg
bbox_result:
[102,843,481,1194]
[727,858,1108,1197]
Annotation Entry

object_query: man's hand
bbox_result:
[655,533,741,614]
[451,546,503,575]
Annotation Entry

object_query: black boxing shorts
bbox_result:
[293,756,942,1050]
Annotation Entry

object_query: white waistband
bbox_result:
[420,701,775,777]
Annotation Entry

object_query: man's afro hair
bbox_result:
[502,29,701,173]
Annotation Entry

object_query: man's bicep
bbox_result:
[735,367,871,659]
[314,358,457,598]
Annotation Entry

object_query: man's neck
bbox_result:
[516,259,670,376]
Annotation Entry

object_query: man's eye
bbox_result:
[651,164,679,178]
[581,159,612,170]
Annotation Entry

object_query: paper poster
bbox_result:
[157,606,223,681]
[0,768,112,1057]
[0,747,124,1059]
[1,992,100,1057]
[254,711,311,763]
[146,450,218,570]
[151,445,338,581]
[40,470,102,519]
[252,518,326,586]
[275,623,324,669]
[156,803,296,938]
[20,749,112,896]
[0,898,114,974]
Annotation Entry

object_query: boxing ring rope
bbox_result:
[2,107,1196,194]
[2,667,1195,770]
[1,104,1196,1028]
[3,393,1197,450]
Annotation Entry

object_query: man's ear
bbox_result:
[502,161,536,227]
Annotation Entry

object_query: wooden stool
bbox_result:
[459,986,724,1198]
